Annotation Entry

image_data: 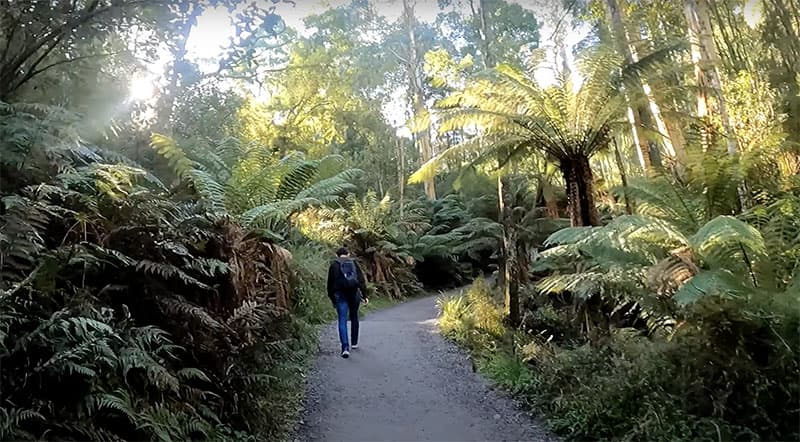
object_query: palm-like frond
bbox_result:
[150,135,359,235]
[415,48,632,183]
[690,215,767,275]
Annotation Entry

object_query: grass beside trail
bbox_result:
[438,279,800,441]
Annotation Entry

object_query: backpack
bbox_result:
[336,259,360,293]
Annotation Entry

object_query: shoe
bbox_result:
[351,344,359,350]
[341,349,350,358]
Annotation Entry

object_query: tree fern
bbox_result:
[690,215,767,278]
[150,135,360,236]
[672,269,751,306]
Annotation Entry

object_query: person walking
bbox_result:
[327,247,368,358]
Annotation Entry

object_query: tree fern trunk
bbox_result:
[562,156,600,227]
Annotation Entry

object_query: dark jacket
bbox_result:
[327,257,368,304]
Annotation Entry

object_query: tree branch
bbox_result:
[388,46,409,65]
[8,33,66,93]
[32,51,126,78]
[0,13,21,65]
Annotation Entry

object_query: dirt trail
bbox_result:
[296,294,555,442]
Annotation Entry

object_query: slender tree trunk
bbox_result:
[471,0,520,326]
[397,138,405,219]
[606,0,664,171]
[561,156,600,227]
[685,0,748,208]
[499,174,520,327]
[155,5,202,136]
[613,138,633,214]
[496,174,507,296]
[463,0,524,326]
[470,0,495,68]
[626,104,654,171]
[402,0,436,199]
[684,0,738,156]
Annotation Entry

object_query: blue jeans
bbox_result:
[335,292,360,351]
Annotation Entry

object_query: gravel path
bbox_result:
[295,294,555,442]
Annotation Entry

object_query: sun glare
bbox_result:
[129,75,155,101]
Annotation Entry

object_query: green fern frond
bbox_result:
[275,159,318,201]
[155,295,224,331]
[615,177,704,232]
[536,271,606,299]
[189,258,230,277]
[690,215,767,272]
[136,260,212,290]
[0,407,44,440]
[543,226,599,247]
[177,367,212,383]
[186,169,227,215]
[150,134,195,179]
[85,390,137,423]
[295,168,361,202]
[673,269,750,306]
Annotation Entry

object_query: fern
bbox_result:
[0,407,44,440]
[189,258,231,277]
[690,215,767,275]
[672,269,750,306]
[150,134,196,179]
[136,260,212,291]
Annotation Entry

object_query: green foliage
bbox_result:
[151,134,361,238]
[438,279,505,352]
[0,100,318,440]
[287,241,336,324]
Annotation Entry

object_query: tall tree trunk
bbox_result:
[561,156,600,227]
[396,138,405,219]
[155,5,202,136]
[685,0,748,208]
[499,174,520,327]
[626,104,655,171]
[473,1,520,326]
[470,0,495,68]
[761,0,800,144]
[496,174,506,298]
[402,0,436,199]
[468,0,517,322]
[606,0,664,171]
[684,0,738,156]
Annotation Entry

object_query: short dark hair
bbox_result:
[336,247,349,257]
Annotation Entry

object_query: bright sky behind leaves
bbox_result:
[180,0,589,132]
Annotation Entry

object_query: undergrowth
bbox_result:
[438,282,800,441]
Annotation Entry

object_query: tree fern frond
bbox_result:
[177,367,211,383]
[186,169,227,215]
[690,215,767,272]
[295,168,362,202]
[536,271,606,299]
[673,269,750,306]
[543,226,600,247]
